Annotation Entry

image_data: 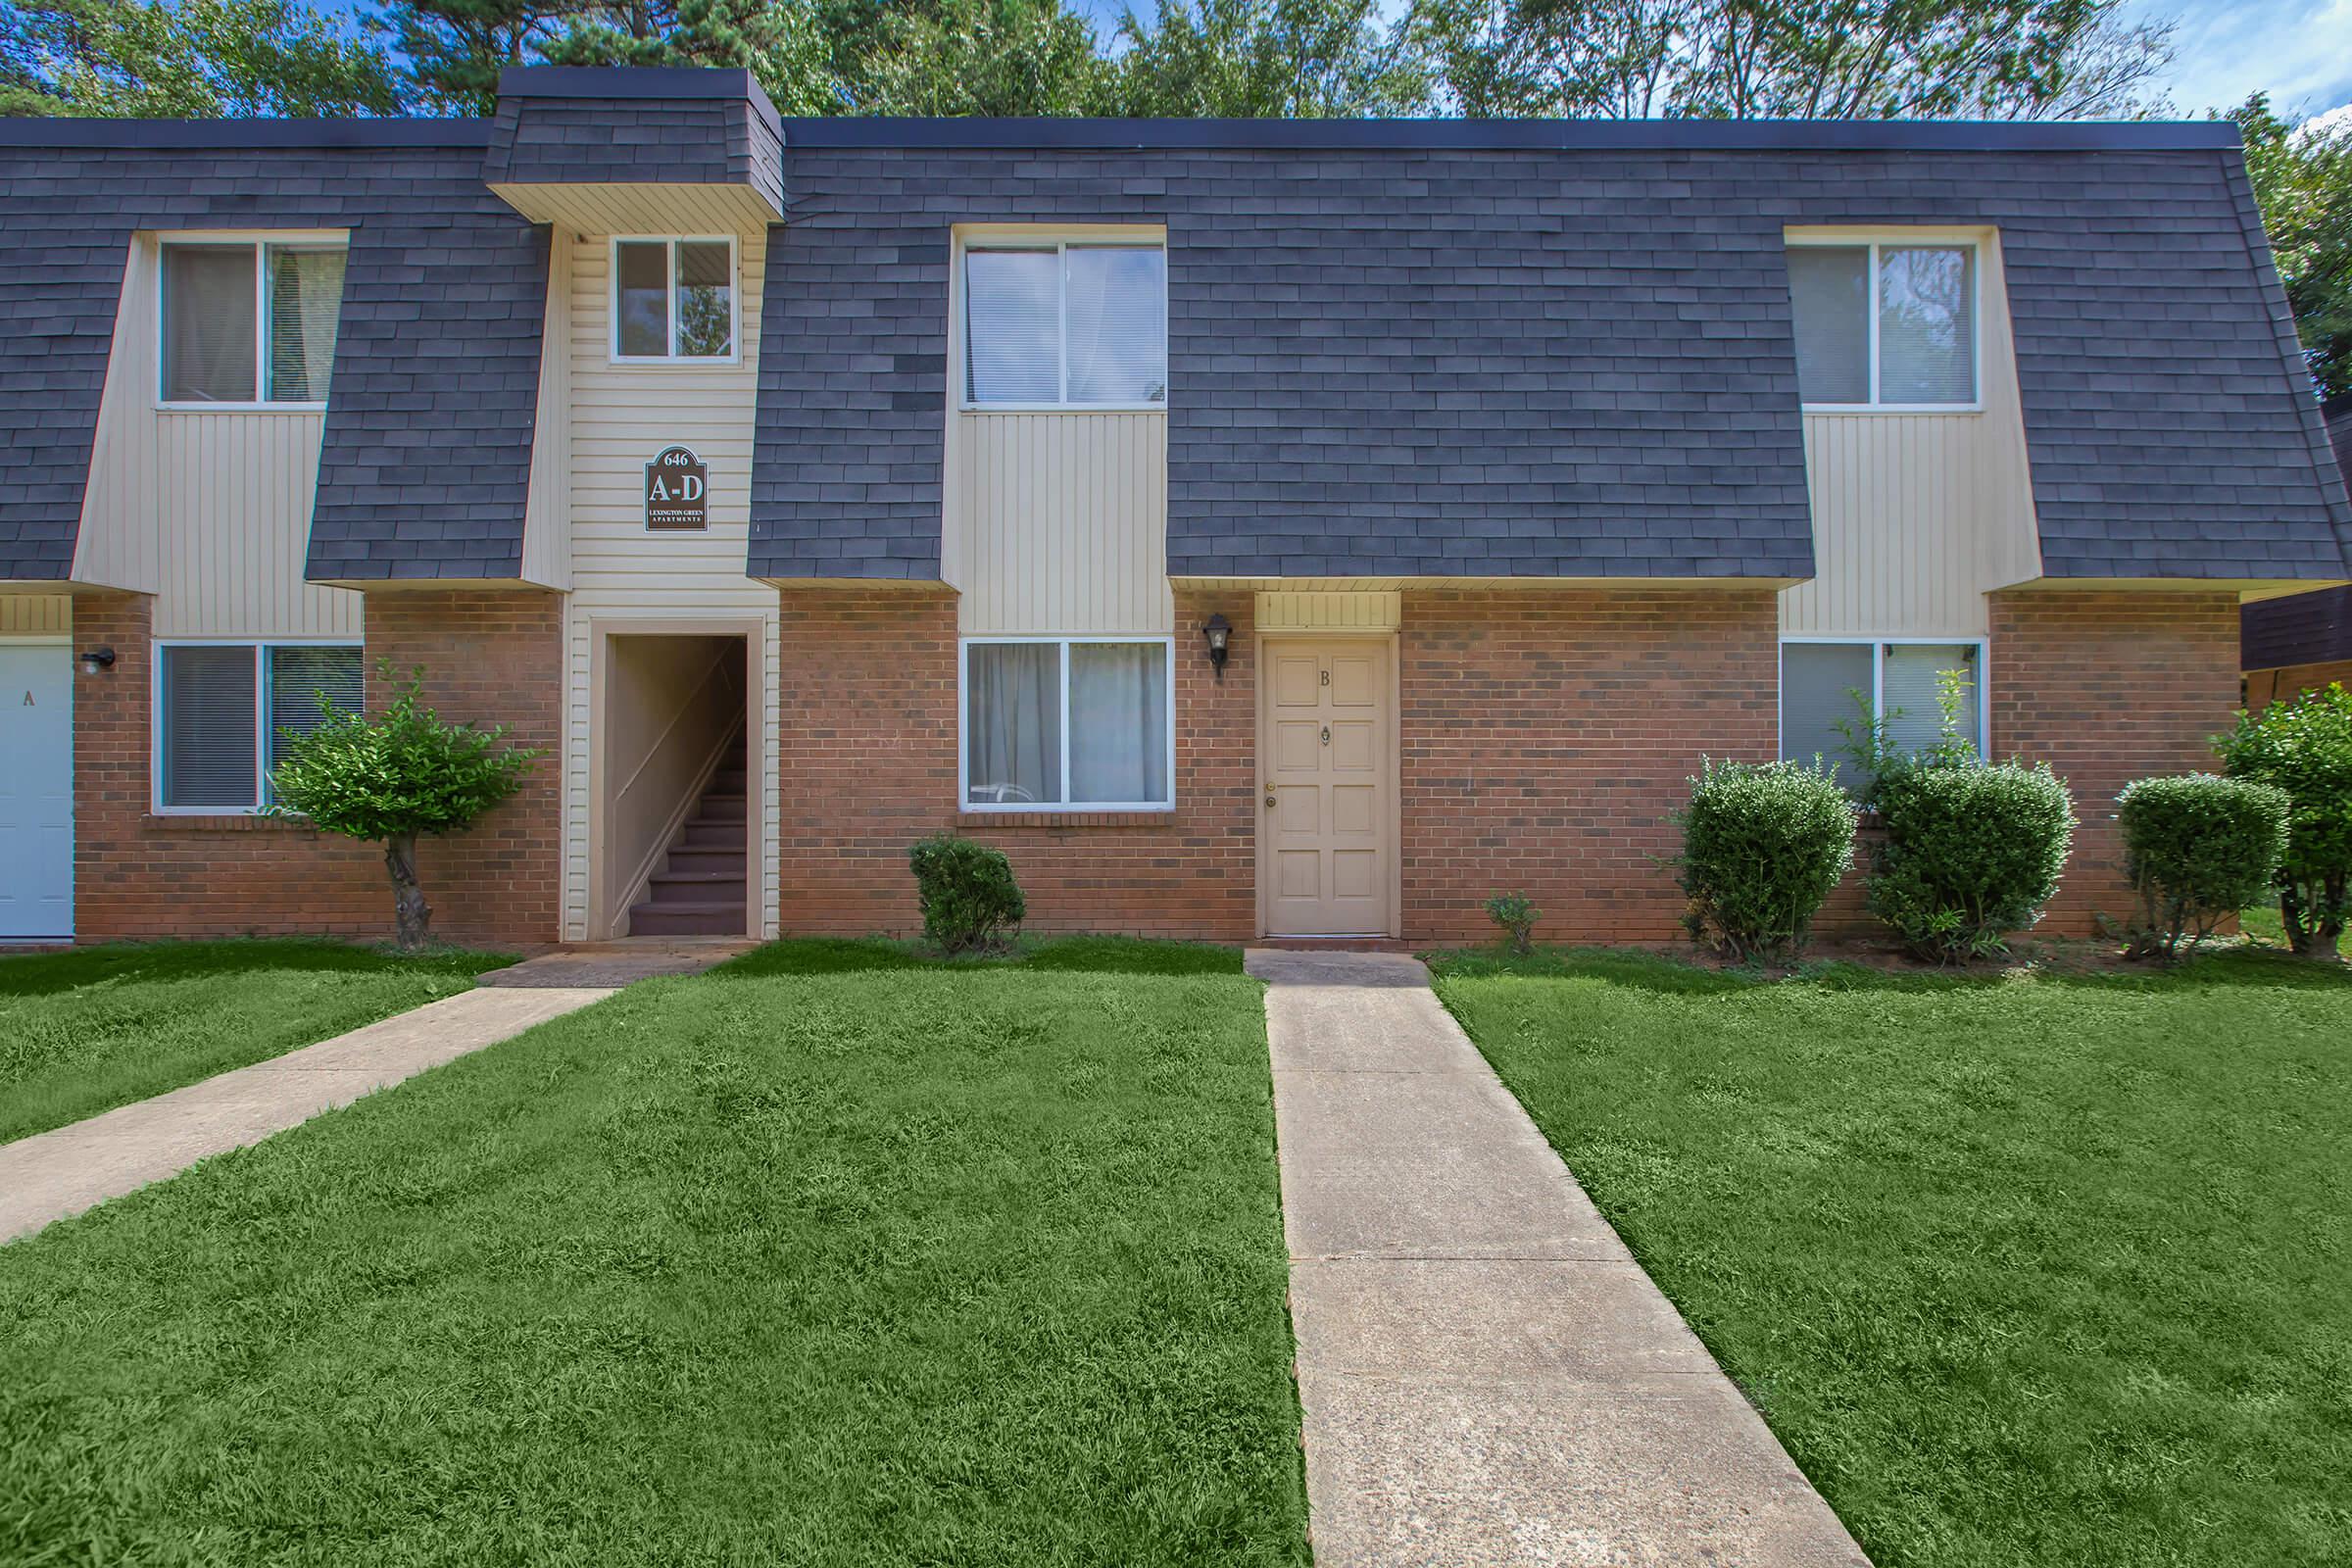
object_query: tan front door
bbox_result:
[1262,638,1394,936]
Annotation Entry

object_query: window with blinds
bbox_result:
[161,239,347,406]
[1780,640,1984,782]
[1787,241,1977,408]
[964,240,1166,408]
[158,644,363,812]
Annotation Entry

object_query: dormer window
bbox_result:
[612,237,737,362]
[962,239,1167,409]
[1787,241,1978,409]
[160,239,346,407]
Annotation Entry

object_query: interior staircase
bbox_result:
[626,732,748,937]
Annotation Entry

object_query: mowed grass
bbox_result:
[0,940,513,1144]
[2,938,1307,1567]
[1428,947,2352,1568]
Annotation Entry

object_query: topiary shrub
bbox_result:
[1673,759,1858,960]
[2214,683,2352,958]
[1865,760,2075,963]
[2117,773,2291,960]
[908,834,1026,956]
[1483,892,1541,956]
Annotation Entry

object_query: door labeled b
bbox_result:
[0,644,73,940]
[1262,638,1392,937]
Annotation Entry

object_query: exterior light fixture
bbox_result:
[78,647,116,676]
[1202,613,1232,682]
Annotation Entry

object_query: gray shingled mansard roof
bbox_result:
[3,80,2347,589]
[755,118,2352,583]
[0,118,547,582]
[2242,399,2352,671]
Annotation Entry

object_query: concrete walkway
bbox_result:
[0,941,749,1245]
[1249,950,1869,1568]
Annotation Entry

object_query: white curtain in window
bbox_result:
[966,643,1061,804]
[267,646,363,783]
[675,240,733,357]
[1781,642,1875,773]
[1882,643,1979,757]
[163,246,257,403]
[965,249,1060,403]
[1069,643,1168,804]
[1878,247,1975,404]
[1064,246,1166,404]
[163,646,258,808]
[616,241,670,357]
[1786,246,1869,405]
[267,247,345,403]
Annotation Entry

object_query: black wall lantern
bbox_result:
[1201,613,1232,682]
[78,647,116,676]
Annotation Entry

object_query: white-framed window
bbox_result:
[159,238,347,407]
[154,641,363,813]
[612,236,738,363]
[1780,638,1987,774]
[1786,240,1979,409]
[960,637,1175,810]
[961,238,1167,409]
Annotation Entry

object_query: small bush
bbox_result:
[2215,683,2352,958]
[1484,892,1541,956]
[908,835,1026,956]
[1674,759,1858,960]
[1866,761,2075,962]
[2117,774,2291,960]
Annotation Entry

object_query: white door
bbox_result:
[0,645,73,940]
[1262,638,1393,937]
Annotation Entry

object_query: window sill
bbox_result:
[959,405,1168,416]
[145,812,318,832]
[155,403,328,415]
[1800,404,1983,416]
[956,809,1175,830]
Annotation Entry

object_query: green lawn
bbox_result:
[1429,947,2352,1568]
[2239,902,2349,956]
[0,940,513,1145]
[1,938,1307,1567]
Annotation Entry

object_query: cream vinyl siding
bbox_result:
[1781,228,2040,638]
[519,236,572,590]
[946,412,1172,634]
[0,597,72,635]
[558,227,780,943]
[74,234,360,639]
[1255,591,1401,633]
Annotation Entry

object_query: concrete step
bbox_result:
[680,819,745,849]
[650,870,747,906]
[696,793,748,822]
[626,901,746,937]
[710,768,748,793]
[664,846,745,875]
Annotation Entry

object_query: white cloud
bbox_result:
[2121,0,2352,117]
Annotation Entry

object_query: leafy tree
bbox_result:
[2232,93,2352,400]
[858,0,1108,115]
[1,0,403,117]
[1110,0,1431,118]
[1412,0,2172,121]
[382,0,578,115]
[538,0,850,113]
[2215,683,2352,959]
[267,668,542,951]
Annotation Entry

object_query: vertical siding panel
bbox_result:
[951,410,1171,635]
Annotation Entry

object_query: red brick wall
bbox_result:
[72,588,563,947]
[774,587,1256,939]
[1988,588,2241,934]
[1397,587,1781,945]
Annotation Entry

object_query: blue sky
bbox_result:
[316,0,2349,122]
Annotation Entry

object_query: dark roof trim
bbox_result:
[0,117,487,149]
[779,116,2243,153]
[495,66,781,136]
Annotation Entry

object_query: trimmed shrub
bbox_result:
[2214,683,2352,958]
[908,835,1026,956]
[1484,892,1541,956]
[1674,759,1858,960]
[2117,774,2291,960]
[1866,761,2075,962]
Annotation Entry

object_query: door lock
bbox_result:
[1321,725,1331,746]
[1264,782,1277,808]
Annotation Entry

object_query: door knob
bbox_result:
[1264,783,1276,808]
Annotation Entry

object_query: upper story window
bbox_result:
[161,240,346,407]
[612,237,738,362]
[1787,242,1977,409]
[963,240,1167,409]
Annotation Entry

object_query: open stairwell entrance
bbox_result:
[598,631,755,940]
